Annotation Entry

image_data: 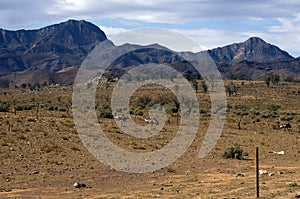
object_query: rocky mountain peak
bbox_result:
[208,37,293,63]
[0,19,107,76]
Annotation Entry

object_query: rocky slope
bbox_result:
[0,20,106,75]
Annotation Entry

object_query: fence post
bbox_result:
[256,147,259,198]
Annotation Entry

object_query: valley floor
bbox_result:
[0,81,299,198]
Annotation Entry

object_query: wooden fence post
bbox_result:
[256,147,259,198]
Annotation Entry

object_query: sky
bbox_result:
[0,0,300,57]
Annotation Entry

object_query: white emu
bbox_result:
[114,114,127,121]
[278,123,291,131]
[144,116,159,125]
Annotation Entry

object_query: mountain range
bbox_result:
[0,19,299,88]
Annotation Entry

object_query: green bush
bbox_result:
[47,106,58,111]
[265,104,281,112]
[0,102,10,112]
[252,118,260,123]
[97,108,113,118]
[15,104,35,111]
[280,115,294,121]
[261,110,278,118]
[135,96,152,109]
[129,108,143,116]
[223,144,248,160]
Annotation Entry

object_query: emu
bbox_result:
[144,116,159,125]
[278,123,291,130]
[114,114,127,121]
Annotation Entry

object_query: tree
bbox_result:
[265,73,280,86]
[42,81,48,87]
[190,79,198,93]
[225,82,239,96]
[21,83,27,89]
[265,76,271,88]
[136,96,152,109]
[271,73,280,85]
[201,81,208,93]
[229,72,243,80]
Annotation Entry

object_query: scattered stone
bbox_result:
[273,151,285,155]
[295,193,300,198]
[73,182,87,188]
[236,173,245,177]
[259,169,268,175]
[0,187,12,192]
[160,187,164,190]
[268,172,275,177]
[31,171,39,175]
[287,182,298,187]
[278,171,284,175]
[163,183,173,187]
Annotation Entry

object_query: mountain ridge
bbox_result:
[0,20,299,88]
[208,37,294,64]
[0,20,106,76]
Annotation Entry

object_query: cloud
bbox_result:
[176,28,247,49]
[1,0,299,27]
[99,26,130,37]
[0,0,59,29]
[62,0,299,22]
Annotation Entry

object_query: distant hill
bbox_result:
[208,37,293,63]
[207,37,299,80]
[103,36,300,81]
[0,20,106,87]
[0,20,299,88]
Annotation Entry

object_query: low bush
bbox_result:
[223,144,248,160]
[0,102,10,112]
[15,104,35,111]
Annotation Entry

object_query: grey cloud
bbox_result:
[0,0,299,29]
[0,0,59,29]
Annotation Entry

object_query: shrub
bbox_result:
[252,118,260,123]
[41,144,61,153]
[15,104,34,111]
[261,110,277,118]
[164,104,178,114]
[250,108,260,116]
[135,96,152,109]
[234,104,251,111]
[47,106,58,111]
[225,82,240,96]
[0,102,10,112]
[265,104,281,112]
[286,182,298,187]
[97,107,113,118]
[223,144,248,160]
[17,134,26,140]
[129,108,143,116]
[280,115,293,121]
[71,146,80,151]
[201,81,208,93]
